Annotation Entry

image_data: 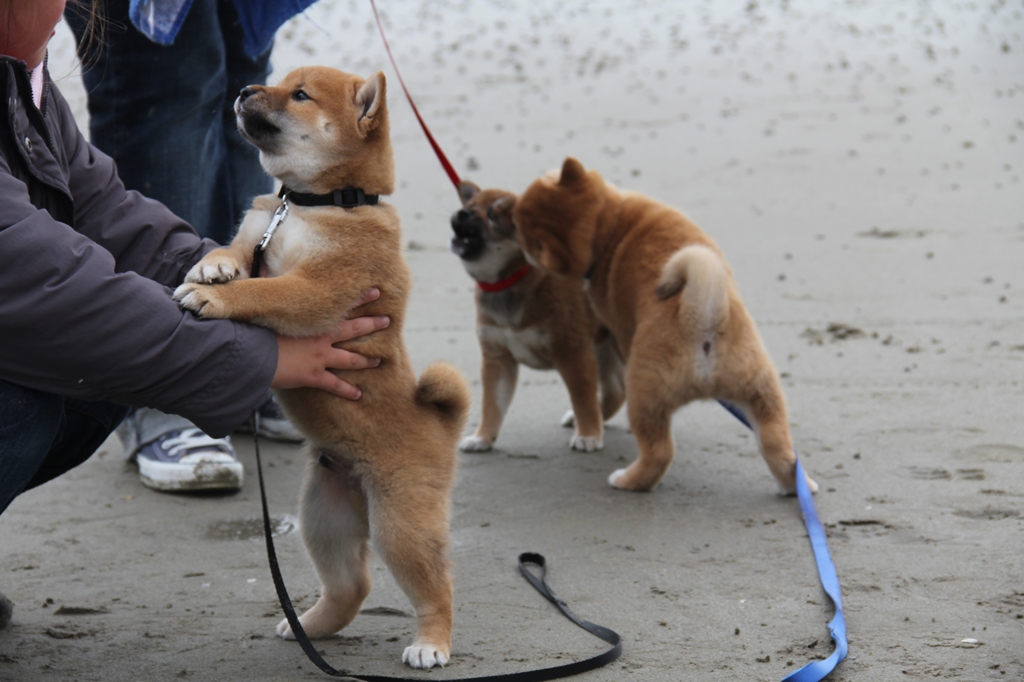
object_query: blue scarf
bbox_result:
[128,0,317,58]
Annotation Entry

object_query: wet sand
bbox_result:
[2,1,1021,680]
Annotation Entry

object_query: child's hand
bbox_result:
[271,288,389,399]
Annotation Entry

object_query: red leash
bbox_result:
[369,0,462,190]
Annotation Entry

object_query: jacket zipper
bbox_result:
[36,52,56,155]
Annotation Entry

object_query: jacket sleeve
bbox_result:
[55,86,217,289]
[0,111,277,437]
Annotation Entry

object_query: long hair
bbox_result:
[65,0,107,65]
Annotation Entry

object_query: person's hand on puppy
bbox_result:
[272,287,388,399]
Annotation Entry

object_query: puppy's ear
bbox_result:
[356,72,387,136]
[487,195,517,238]
[558,157,588,187]
[458,181,480,206]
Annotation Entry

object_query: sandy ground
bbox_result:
[2,1,1022,680]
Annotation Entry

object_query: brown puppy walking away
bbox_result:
[450,182,625,453]
[174,67,470,669]
[508,157,817,494]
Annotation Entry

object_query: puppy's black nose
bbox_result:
[451,209,480,237]
[238,86,258,102]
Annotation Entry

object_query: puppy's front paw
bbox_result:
[459,435,494,452]
[608,468,629,489]
[173,282,229,318]
[608,465,656,491]
[560,409,576,427]
[570,434,603,452]
[402,642,449,669]
[185,252,245,284]
[276,617,296,640]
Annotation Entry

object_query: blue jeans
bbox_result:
[0,379,129,515]
[65,0,274,244]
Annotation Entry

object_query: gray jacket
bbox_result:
[0,57,277,437]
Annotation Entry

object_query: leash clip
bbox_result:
[251,196,290,279]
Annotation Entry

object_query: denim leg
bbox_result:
[218,0,274,223]
[24,399,130,491]
[0,381,63,514]
[0,380,127,515]
[65,0,271,244]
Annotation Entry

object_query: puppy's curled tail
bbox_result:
[655,244,730,332]
[415,362,471,437]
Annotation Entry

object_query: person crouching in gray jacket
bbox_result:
[0,15,387,627]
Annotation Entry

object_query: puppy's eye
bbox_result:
[292,90,311,102]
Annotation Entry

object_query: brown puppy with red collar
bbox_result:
[509,158,817,494]
[450,182,625,453]
[174,67,469,669]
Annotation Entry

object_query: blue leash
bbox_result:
[717,402,848,682]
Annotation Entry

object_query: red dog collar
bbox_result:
[476,264,530,293]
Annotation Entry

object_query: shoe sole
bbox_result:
[138,458,244,492]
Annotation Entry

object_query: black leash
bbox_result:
[251,414,622,681]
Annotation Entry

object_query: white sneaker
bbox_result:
[235,395,304,443]
[135,428,243,492]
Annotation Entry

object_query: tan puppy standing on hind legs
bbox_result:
[508,157,817,494]
[173,67,469,669]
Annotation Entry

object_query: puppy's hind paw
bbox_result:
[402,643,449,669]
[560,409,576,427]
[570,434,603,452]
[778,473,819,496]
[459,435,494,452]
[276,617,296,640]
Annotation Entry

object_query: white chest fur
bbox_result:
[478,324,552,370]
[239,207,324,277]
[460,242,519,282]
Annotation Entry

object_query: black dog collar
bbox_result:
[279,185,379,208]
